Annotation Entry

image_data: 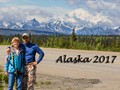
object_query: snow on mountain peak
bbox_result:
[3,22,9,27]
[0,17,119,35]
[112,26,120,30]
[22,18,40,30]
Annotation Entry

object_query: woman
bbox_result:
[4,37,24,90]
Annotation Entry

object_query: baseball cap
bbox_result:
[22,33,29,38]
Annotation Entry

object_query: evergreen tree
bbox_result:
[71,28,77,41]
[0,34,119,52]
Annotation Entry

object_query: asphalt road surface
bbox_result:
[0,45,120,90]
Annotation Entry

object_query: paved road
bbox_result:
[0,45,120,90]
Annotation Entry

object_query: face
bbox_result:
[22,36,30,44]
[12,41,20,48]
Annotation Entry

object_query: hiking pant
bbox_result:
[8,73,22,90]
[22,65,36,90]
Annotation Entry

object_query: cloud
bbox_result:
[67,0,76,6]
[62,0,120,26]
[90,12,112,25]
[0,4,71,22]
[33,6,70,16]
[86,0,120,26]
[0,0,120,27]
[88,1,119,10]
[65,0,82,6]
[0,6,55,22]
[65,8,112,26]
[66,8,91,20]
[0,0,10,3]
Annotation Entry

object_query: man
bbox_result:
[7,33,44,90]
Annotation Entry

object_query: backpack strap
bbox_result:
[11,52,15,69]
[19,51,24,71]
[19,48,24,68]
[7,52,15,70]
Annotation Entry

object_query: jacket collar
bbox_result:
[11,47,23,53]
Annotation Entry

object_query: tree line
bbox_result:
[0,32,120,52]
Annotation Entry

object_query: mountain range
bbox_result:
[0,18,120,35]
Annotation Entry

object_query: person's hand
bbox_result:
[32,62,37,66]
[7,48,11,55]
[5,72,8,76]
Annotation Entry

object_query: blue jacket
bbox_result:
[4,47,24,73]
[20,42,44,64]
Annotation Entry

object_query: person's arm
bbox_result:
[6,47,11,55]
[5,46,11,75]
[34,45,44,64]
[4,55,9,76]
[19,43,26,64]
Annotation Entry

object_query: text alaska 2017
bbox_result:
[56,55,117,64]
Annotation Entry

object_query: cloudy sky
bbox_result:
[0,0,120,27]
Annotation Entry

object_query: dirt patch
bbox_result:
[35,73,101,90]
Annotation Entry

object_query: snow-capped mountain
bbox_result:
[76,26,116,35]
[0,21,6,28]
[22,19,40,30]
[43,20,74,34]
[7,22,21,29]
[0,18,120,35]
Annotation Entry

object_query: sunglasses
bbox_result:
[22,36,29,39]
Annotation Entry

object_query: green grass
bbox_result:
[0,69,2,72]
[0,86,4,90]
[0,66,3,72]
[40,81,52,85]
[0,67,8,89]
